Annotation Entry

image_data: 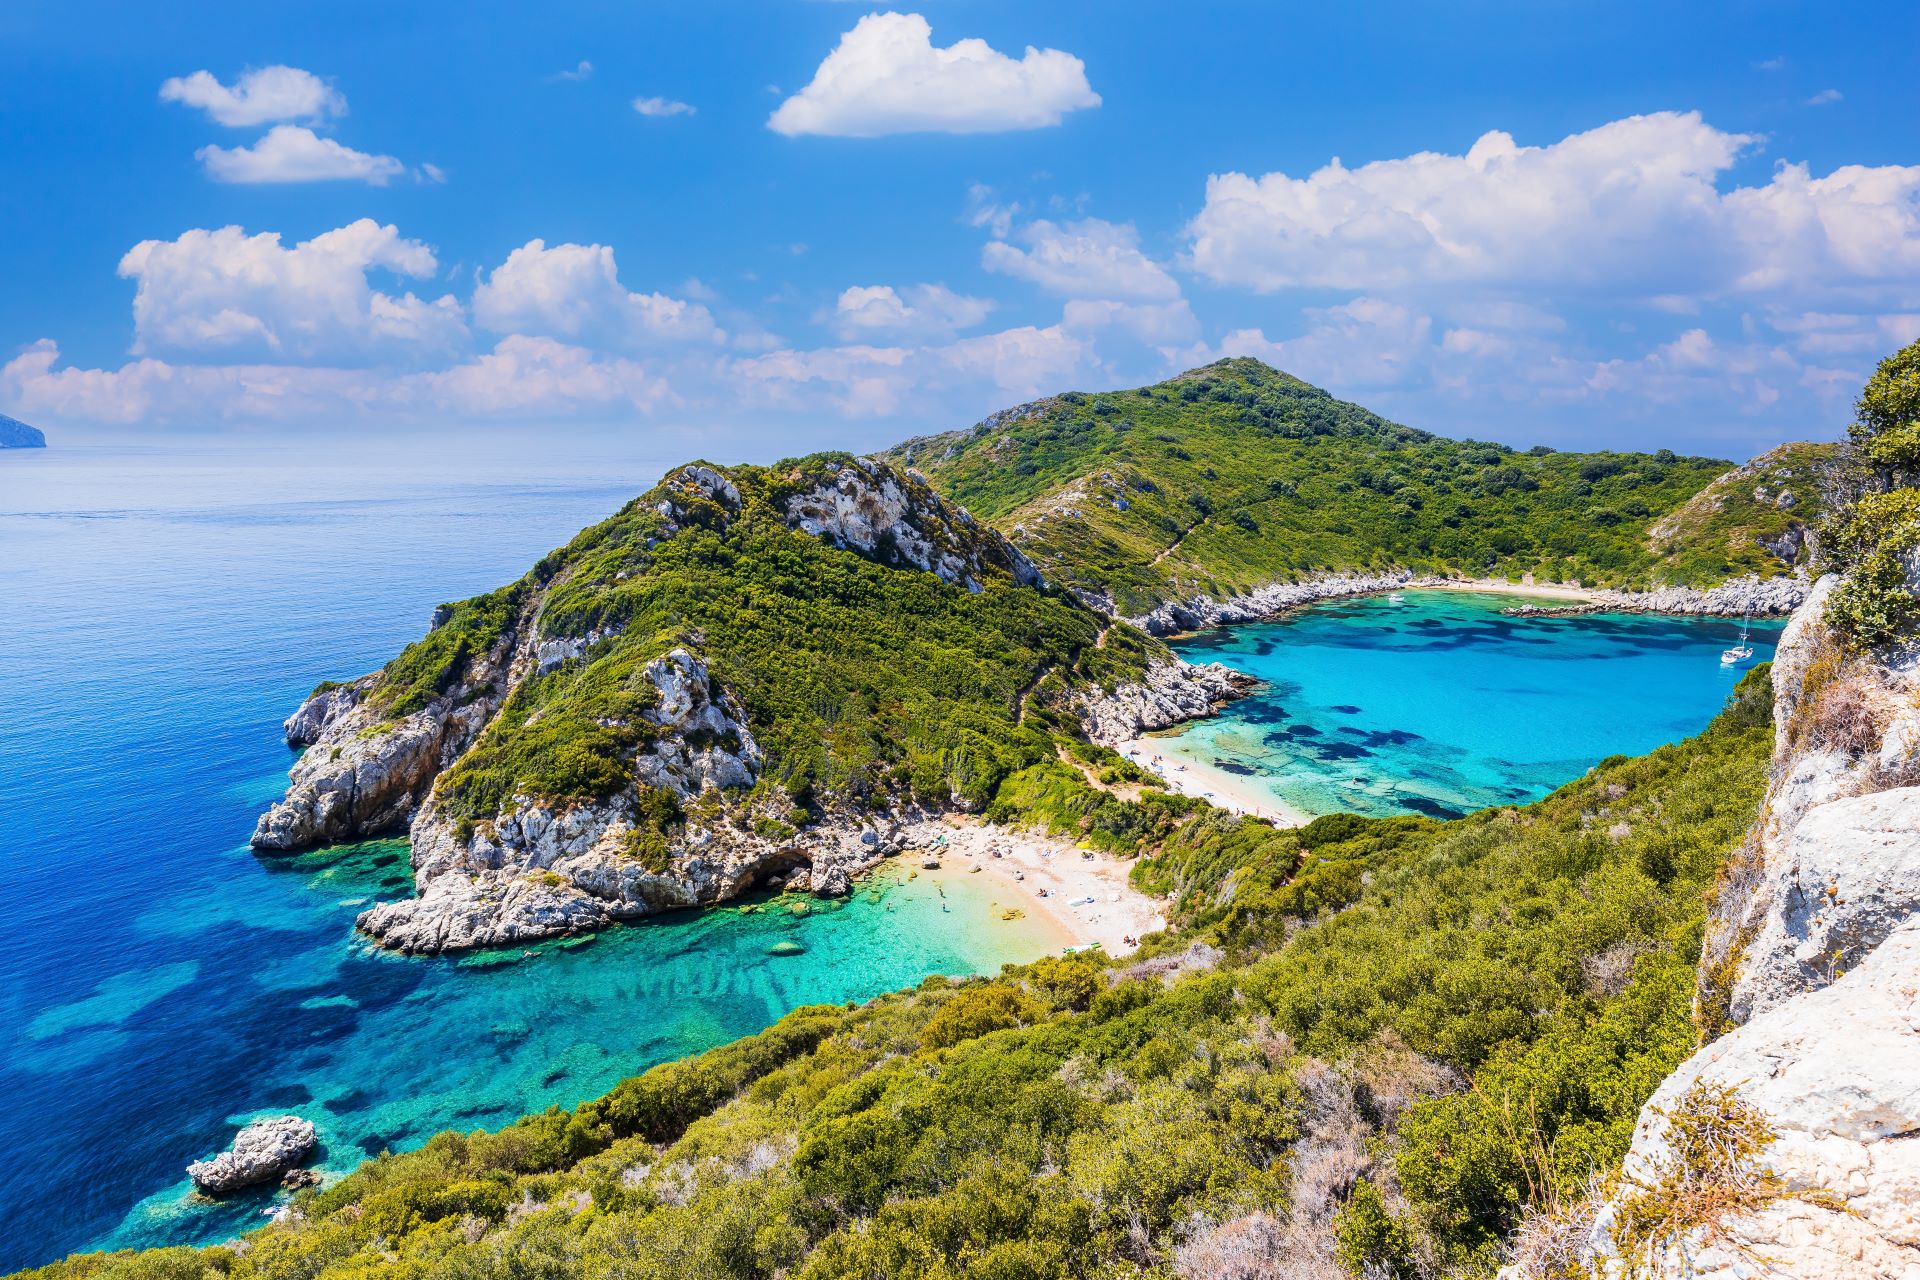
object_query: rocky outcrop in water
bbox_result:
[187,1116,316,1194]
[1128,571,1414,636]
[1075,659,1254,745]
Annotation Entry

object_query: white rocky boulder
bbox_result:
[1577,922,1920,1279]
[188,1115,317,1194]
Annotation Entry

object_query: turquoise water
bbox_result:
[0,445,1057,1270]
[1162,590,1783,821]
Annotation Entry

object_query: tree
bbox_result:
[1851,338,1920,485]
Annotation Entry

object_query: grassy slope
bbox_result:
[1644,441,1836,585]
[350,454,1167,835]
[24,672,1776,1280]
[888,358,1802,616]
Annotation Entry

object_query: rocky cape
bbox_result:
[254,456,1222,955]
[1538,572,1920,1279]
[1074,658,1253,745]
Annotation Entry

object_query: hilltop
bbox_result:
[889,359,1827,620]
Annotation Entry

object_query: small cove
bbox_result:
[1154,589,1784,822]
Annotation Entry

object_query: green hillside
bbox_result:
[888,358,1808,616]
[20,673,1776,1280]
[358,454,1168,834]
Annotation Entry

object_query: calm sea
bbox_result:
[0,443,1055,1269]
[1163,590,1783,821]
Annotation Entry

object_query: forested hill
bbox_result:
[888,358,1828,617]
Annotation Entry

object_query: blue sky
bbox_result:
[1,0,1915,459]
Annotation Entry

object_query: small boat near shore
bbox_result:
[1720,610,1755,666]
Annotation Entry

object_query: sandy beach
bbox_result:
[1117,734,1311,827]
[1415,577,1601,602]
[897,818,1166,956]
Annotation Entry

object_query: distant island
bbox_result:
[0,414,46,448]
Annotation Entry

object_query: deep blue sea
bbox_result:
[1161,590,1782,821]
[0,444,1059,1271]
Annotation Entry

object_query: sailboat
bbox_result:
[1720,609,1755,666]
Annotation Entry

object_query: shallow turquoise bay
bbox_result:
[1161,590,1782,821]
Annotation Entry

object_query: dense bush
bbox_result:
[1821,340,1920,650]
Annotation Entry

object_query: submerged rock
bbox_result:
[187,1116,317,1195]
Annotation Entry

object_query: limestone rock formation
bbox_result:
[357,649,788,953]
[1075,658,1253,746]
[1578,924,1920,1279]
[778,457,1044,592]
[187,1116,317,1195]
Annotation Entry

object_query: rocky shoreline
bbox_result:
[1121,568,1810,636]
[1125,570,1414,636]
[1496,573,1811,618]
[1074,658,1255,745]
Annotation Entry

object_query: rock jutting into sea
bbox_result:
[186,1116,317,1195]
[1074,657,1254,746]
[1126,570,1415,636]
[0,412,46,448]
[256,457,1070,955]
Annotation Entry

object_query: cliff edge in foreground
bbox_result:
[1517,337,1920,1280]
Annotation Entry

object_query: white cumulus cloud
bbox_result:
[827,283,993,340]
[983,217,1180,301]
[196,125,408,185]
[116,220,466,364]
[0,337,672,426]
[768,12,1099,137]
[1185,111,1920,303]
[160,66,344,126]
[473,240,723,347]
